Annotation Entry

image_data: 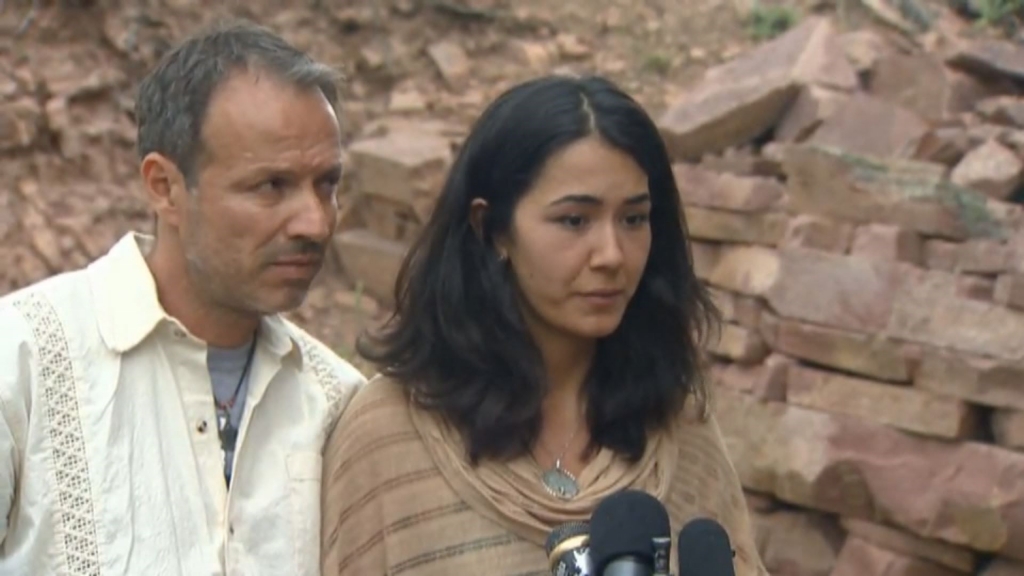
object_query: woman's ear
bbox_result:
[469,198,488,241]
[470,197,510,261]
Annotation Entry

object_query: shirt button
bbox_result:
[229,525,235,537]
[173,328,186,338]
[196,420,208,434]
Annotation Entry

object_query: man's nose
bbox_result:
[285,185,335,243]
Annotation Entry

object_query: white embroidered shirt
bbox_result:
[0,233,366,575]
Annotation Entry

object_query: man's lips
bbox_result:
[272,255,322,267]
[268,255,323,280]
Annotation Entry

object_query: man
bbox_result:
[0,20,366,575]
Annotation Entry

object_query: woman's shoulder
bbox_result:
[344,373,409,413]
[326,374,415,449]
[671,391,715,434]
[667,393,739,479]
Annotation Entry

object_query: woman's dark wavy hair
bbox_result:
[357,74,719,465]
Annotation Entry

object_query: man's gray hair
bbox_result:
[134,20,342,187]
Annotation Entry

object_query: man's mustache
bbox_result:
[265,240,326,262]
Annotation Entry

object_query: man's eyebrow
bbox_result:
[245,162,344,177]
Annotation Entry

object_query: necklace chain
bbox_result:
[215,336,256,487]
[539,419,583,470]
[537,417,584,500]
[216,338,256,415]
[215,337,256,449]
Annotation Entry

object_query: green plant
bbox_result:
[748,3,799,40]
[973,0,1024,29]
[642,53,673,76]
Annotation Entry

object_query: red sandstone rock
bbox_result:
[709,355,789,401]
[993,410,1024,452]
[705,245,781,296]
[783,145,975,240]
[753,509,844,576]
[684,206,788,245]
[977,96,1024,128]
[807,94,930,159]
[950,140,1024,201]
[831,537,964,576]
[716,389,1024,559]
[887,268,1024,362]
[763,248,905,333]
[917,350,1024,411]
[779,214,853,253]
[708,323,769,364]
[870,51,991,122]
[841,517,977,573]
[849,224,922,264]
[787,364,978,440]
[672,163,786,211]
[759,315,911,382]
[658,17,856,160]
[333,229,409,308]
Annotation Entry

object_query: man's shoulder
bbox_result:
[0,270,93,401]
[277,319,367,425]
[280,319,366,386]
[0,268,95,334]
[1,265,91,301]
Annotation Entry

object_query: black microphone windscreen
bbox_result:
[589,490,671,572]
[676,517,735,576]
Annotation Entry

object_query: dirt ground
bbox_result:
[0,0,838,370]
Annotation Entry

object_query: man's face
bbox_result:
[177,69,343,316]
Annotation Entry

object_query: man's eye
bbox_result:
[317,177,340,197]
[256,177,288,193]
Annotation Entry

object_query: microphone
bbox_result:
[546,521,593,576]
[589,489,672,576]
[676,517,735,576]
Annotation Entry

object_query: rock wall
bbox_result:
[336,15,1024,575]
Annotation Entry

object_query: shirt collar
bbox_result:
[88,232,303,362]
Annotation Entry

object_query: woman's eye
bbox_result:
[557,215,587,228]
[624,213,650,226]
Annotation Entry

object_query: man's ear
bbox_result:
[141,152,190,228]
[469,197,488,241]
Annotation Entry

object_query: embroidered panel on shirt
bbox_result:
[296,338,345,437]
[12,292,101,576]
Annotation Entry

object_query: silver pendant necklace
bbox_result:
[541,459,580,500]
[539,421,583,500]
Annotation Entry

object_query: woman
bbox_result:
[320,74,767,575]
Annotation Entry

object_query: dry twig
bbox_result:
[6,0,43,37]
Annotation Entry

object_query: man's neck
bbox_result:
[145,239,260,348]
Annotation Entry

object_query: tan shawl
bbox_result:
[321,376,767,576]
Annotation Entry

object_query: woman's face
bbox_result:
[496,135,652,343]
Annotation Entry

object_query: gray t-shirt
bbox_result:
[207,338,254,484]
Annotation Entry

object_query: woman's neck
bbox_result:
[533,323,594,425]
[528,322,595,476]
